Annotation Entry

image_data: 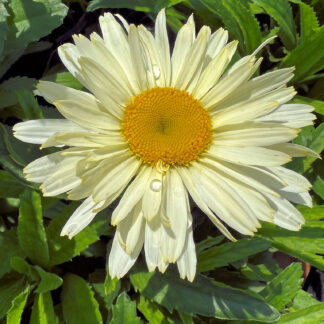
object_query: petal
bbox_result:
[112,166,152,225]
[207,145,292,166]
[204,28,228,64]
[108,230,144,279]
[268,143,319,158]
[13,119,86,144]
[177,226,197,282]
[155,9,171,86]
[213,121,298,146]
[60,196,105,238]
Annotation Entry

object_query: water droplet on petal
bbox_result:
[153,65,161,79]
[150,179,162,192]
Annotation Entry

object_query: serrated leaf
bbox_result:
[196,235,224,254]
[281,26,324,82]
[0,76,36,110]
[289,290,320,312]
[62,274,103,324]
[6,285,30,324]
[278,303,324,323]
[34,266,62,293]
[137,295,174,324]
[0,0,68,77]
[0,229,25,279]
[297,205,324,221]
[42,72,83,91]
[252,0,296,50]
[198,238,271,272]
[0,170,24,198]
[45,203,111,266]
[194,0,262,54]
[259,263,303,311]
[10,256,39,281]
[0,273,27,319]
[104,272,121,309]
[15,89,43,120]
[130,266,279,322]
[299,2,319,43]
[30,292,58,324]
[258,221,324,270]
[293,95,324,115]
[110,292,141,324]
[18,189,50,267]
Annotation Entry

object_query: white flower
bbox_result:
[13,10,316,281]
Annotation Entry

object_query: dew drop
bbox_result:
[150,179,162,192]
[153,65,161,79]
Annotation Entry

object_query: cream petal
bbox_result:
[60,196,105,238]
[114,13,130,32]
[142,168,163,221]
[193,41,237,99]
[108,230,144,279]
[177,226,197,282]
[201,60,256,109]
[112,166,152,225]
[171,15,195,87]
[190,164,257,235]
[268,143,319,158]
[99,13,140,94]
[128,25,149,91]
[92,156,141,202]
[207,145,292,166]
[155,9,171,86]
[256,103,316,127]
[265,195,305,231]
[177,166,236,241]
[212,122,298,146]
[281,191,312,208]
[13,119,86,144]
[175,26,210,91]
[204,28,228,64]
[116,203,145,254]
[40,156,84,196]
[144,215,163,272]
[54,100,120,131]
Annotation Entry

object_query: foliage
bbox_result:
[0,0,324,323]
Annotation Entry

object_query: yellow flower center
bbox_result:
[122,87,212,166]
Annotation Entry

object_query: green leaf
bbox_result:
[293,95,324,115]
[252,0,297,50]
[278,303,324,323]
[46,203,111,266]
[104,272,121,309]
[289,290,320,312]
[30,292,58,324]
[198,238,271,272]
[18,189,50,267]
[130,267,279,321]
[15,89,43,120]
[0,170,24,198]
[6,285,30,324]
[137,295,174,324]
[0,0,9,58]
[62,274,103,324]
[87,0,154,12]
[0,76,36,110]
[0,229,25,279]
[110,292,141,324]
[42,72,83,90]
[0,0,68,77]
[193,0,262,54]
[281,26,324,82]
[196,235,224,254]
[299,2,319,43]
[259,263,303,311]
[0,273,27,319]
[258,221,324,270]
[34,266,63,293]
[297,205,324,221]
[10,256,39,281]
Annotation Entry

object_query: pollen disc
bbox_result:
[122,87,212,166]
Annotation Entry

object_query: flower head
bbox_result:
[13,10,316,281]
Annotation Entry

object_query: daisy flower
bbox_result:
[13,10,315,281]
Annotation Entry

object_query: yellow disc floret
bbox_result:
[122,87,212,166]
